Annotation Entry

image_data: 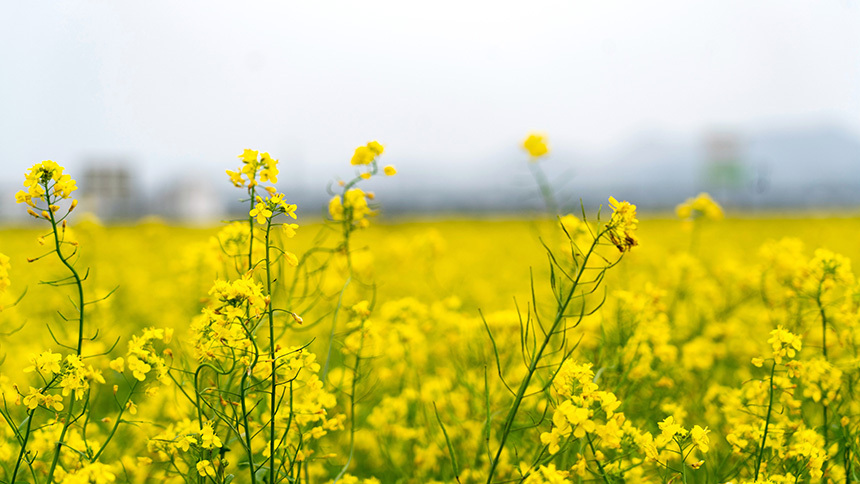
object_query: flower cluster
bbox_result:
[110,326,173,383]
[522,133,549,159]
[606,196,639,252]
[227,149,279,187]
[249,191,298,225]
[15,160,78,217]
[330,188,374,228]
[675,192,724,221]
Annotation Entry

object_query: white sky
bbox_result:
[1,0,859,187]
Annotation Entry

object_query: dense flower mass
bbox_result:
[4,142,860,484]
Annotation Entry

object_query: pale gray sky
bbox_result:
[2,0,859,190]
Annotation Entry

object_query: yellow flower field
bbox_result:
[2,147,860,484]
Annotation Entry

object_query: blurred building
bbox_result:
[81,161,142,220]
[153,172,225,224]
[703,132,749,202]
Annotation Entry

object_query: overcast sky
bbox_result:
[2,0,859,190]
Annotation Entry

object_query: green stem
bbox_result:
[817,287,829,477]
[485,231,605,484]
[528,161,558,215]
[92,381,139,461]
[677,439,687,484]
[265,219,277,484]
[45,184,86,483]
[334,321,365,483]
[239,327,260,484]
[585,433,611,484]
[754,361,777,480]
[10,410,35,483]
[248,185,257,272]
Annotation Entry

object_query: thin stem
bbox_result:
[45,184,86,483]
[248,185,257,272]
[485,230,606,484]
[10,410,35,483]
[92,381,139,461]
[586,433,611,484]
[266,219,277,484]
[816,285,830,478]
[334,321,364,483]
[754,361,777,480]
[528,161,558,215]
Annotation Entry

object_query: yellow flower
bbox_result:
[110,357,125,372]
[351,146,375,166]
[768,326,802,364]
[238,149,258,163]
[351,141,384,165]
[19,160,78,206]
[250,200,273,224]
[522,133,549,158]
[690,425,710,453]
[676,193,723,221]
[226,169,244,187]
[383,165,397,176]
[283,223,299,238]
[367,140,384,155]
[24,350,63,374]
[607,196,639,253]
[200,423,223,449]
[197,460,216,477]
[259,152,279,183]
[329,196,344,221]
[127,355,151,381]
[656,416,686,446]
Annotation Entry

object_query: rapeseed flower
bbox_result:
[607,196,638,252]
[676,192,723,221]
[522,133,549,159]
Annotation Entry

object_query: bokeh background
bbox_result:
[2,0,859,222]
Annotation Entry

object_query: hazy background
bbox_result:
[2,1,860,222]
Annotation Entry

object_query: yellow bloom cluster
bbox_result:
[522,133,549,159]
[249,191,298,225]
[768,326,802,364]
[16,160,78,206]
[22,387,64,411]
[52,462,117,484]
[675,192,724,221]
[350,140,384,165]
[15,160,78,220]
[110,327,172,383]
[330,188,374,228]
[59,354,105,400]
[607,196,639,252]
[227,149,279,187]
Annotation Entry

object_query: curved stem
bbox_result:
[44,185,86,483]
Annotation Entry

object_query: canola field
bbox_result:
[2,145,860,484]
